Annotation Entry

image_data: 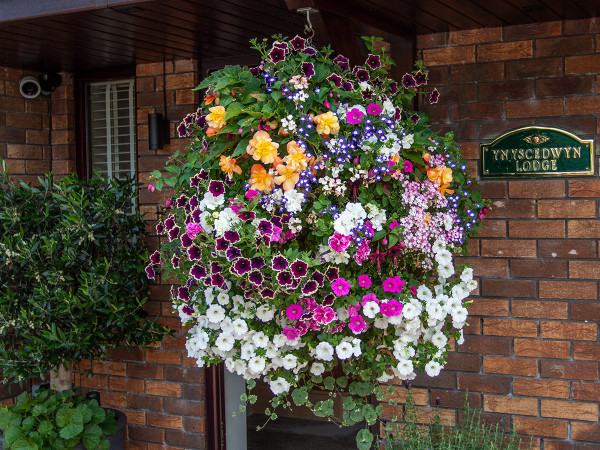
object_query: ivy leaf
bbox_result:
[323,376,335,391]
[336,376,348,388]
[356,429,374,450]
[291,388,308,406]
[342,396,356,411]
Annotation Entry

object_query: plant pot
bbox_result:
[0,409,126,450]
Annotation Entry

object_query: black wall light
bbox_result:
[149,59,171,150]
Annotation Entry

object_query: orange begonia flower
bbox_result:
[204,93,216,105]
[273,156,284,171]
[249,164,274,192]
[313,111,340,136]
[219,155,242,179]
[206,127,217,137]
[423,153,431,163]
[274,164,300,191]
[427,166,454,195]
[247,130,279,164]
[284,140,308,170]
[206,105,227,129]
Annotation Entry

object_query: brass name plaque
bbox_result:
[481,127,594,177]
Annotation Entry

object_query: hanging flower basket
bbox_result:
[148,35,487,448]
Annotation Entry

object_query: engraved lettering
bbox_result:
[492,149,499,160]
[573,147,581,158]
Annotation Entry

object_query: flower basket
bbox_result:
[148,35,487,448]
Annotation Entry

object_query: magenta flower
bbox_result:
[282,327,299,340]
[361,293,379,305]
[348,315,366,334]
[346,108,364,125]
[390,220,401,231]
[382,277,397,293]
[403,160,414,173]
[329,233,352,252]
[358,274,372,288]
[410,285,418,296]
[246,190,259,201]
[295,321,308,335]
[186,222,203,240]
[331,277,351,296]
[367,103,382,115]
[286,303,303,320]
[380,299,403,317]
[348,303,361,317]
[148,183,155,192]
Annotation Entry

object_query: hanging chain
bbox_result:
[297,7,318,42]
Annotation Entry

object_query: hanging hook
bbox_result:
[297,7,318,41]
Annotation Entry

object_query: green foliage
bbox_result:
[0,166,169,384]
[383,390,529,450]
[0,390,116,450]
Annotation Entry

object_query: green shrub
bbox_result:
[383,389,529,450]
[0,162,169,385]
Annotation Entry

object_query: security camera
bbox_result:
[19,76,41,99]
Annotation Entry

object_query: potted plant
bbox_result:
[148,35,487,448]
[0,167,169,447]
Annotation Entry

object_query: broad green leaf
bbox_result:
[59,422,84,440]
[38,419,53,435]
[323,376,335,391]
[82,423,103,450]
[225,102,244,120]
[343,396,356,411]
[9,435,39,450]
[56,408,83,428]
[336,376,348,388]
[291,388,308,406]
[356,429,374,450]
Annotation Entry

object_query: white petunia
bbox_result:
[256,305,276,322]
[363,301,380,319]
[269,377,291,395]
[310,362,326,376]
[352,338,362,357]
[215,332,234,352]
[452,307,468,328]
[199,192,225,210]
[248,356,266,374]
[335,341,354,360]
[315,342,334,361]
[374,316,389,329]
[206,304,225,323]
[417,285,433,301]
[281,354,298,370]
[240,342,256,360]
[431,331,448,349]
[231,319,248,338]
[214,208,241,237]
[457,329,465,345]
[435,249,452,265]
[252,332,269,348]
[425,360,442,377]
[438,263,454,279]
[460,267,474,283]
[395,358,414,376]
[283,189,305,213]
[432,239,446,255]
[204,287,215,305]
[402,300,422,321]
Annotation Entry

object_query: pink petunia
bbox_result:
[358,274,372,288]
[346,108,365,124]
[380,299,403,317]
[367,103,382,115]
[245,190,259,201]
[389,220,401,231]
[286,303,303,320]
[382,277,397,293]
[410,285,418,295]
[348,302,361,317]
[282,327,299,340]
[186,222,203,240]
[329,233,352,253]
[348,315,366,334]
[331,277,351,296]
[361,293,379,306]
[403,160,414,173]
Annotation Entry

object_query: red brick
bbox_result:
[568,220,600,238]
[456,257,508,277]
[7,144,43,159]
[145,348,182,365]
[538,239,596,259]
[427,66,449,85]
[479,180,507,199]
[476,220,507,238]
[146,381,182,397]
[564,17,600,34]
[128,425,165,444]
[483,395,537,416]
[478,80,533,101]
[484,319,538,338]
[512,300,568,319]
[147,412,183,430]
[538,200,596,218]
[514,338,570,358]
[174,59,196,73]
[536,76,594,97]
[448,27,502,45]
[541,400,598,421]
[164,366,204,384]
[110,377,145,394]
[411,371,455,389]
[417,32,447,49]
[481,240,536,258]
[569,179,600,198]
[183,417,205,434]
[565,54,600,74]
[419,104,449,122]
[486,200,535,218]
[123,410,146,426]
[544,440,600,450]
[573,382,600,402]
[510,259,566,278]
[513,377,569,399]
[176,89,196,105]
[164,398,205,416]
[26,160,50,175]
[538,35,594,57]
[444,352,481,372]
[483,356,538,376]
[543,115,597,135]
[506,98,563,119]
[509,220,565,239]
[539,281,597,300]
[515,417,567,439]
[457,373,510,393]
[566,96,600,115]
[504,21,562,40]
[572,303,600,322]
[423,45,476,66]
[466,298,509,317]
[450,62,504,83]
[571,423,600,443]
[128,362,164,380]
[573,342,600,361]
[541,321,597,341]
[79,374,109,390]
[435,83,478,104]
[478,41,532,62]
[92,360,127,376]
[570,260,600,279]
[481,279,536,298]
[505,58,563,79]
[509,180,565,198]
[129,394,164,411]
[450,102,504,121]
[164,430,204,448]
[165,72,195,90]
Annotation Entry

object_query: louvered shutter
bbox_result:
[87,80,135,179]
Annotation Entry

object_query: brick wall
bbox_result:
[0,67,50,185]
[409,18,600,449]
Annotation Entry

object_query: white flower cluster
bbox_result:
[283,189,305,213]
[333,202,367,235]
[365,203,387,231]
[318,174,346,196]
[280,115,297,132]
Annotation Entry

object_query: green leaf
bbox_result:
[59,422,84,440]
[56,408,83,428]
[225,102,244,120]
[97,437,111,450]
[291,388,308,407]
[336,376,348,388]
[349,381,374,397]
[342,396,356,411]
[0,410,21,430]
[82,423,103,450]
[38,419,53,435]
[356,429,374,450]
[323,376,335,391]
[9,435,39,450]
[100,410,117,436]
[77,404,93,424]
[387,234,399,248]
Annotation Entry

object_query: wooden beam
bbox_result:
[319,10,362,66]
[0,0,157,23]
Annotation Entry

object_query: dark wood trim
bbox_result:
[74,66,136,179]
[206,364,226,450]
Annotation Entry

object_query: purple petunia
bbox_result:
[301,280,318,296]
[333,55,349,70]
[258,220,273,236]
[302,62,315,78]
[176,195,188,208]
[233,258,252,276]
[312,271,325,287]
[290,35,305,50]
[429,88,439,104]
[272,255,289,271]
[303,47,316,55]
[164,217,175,231]
[226,246,242,261]
[366,54,381,69]
[249,66,261,77]
[156,222,164,234]
[325,267,339,281]
[269,46,286,63]
[168,227,180,241]
[248,270,264,286]
[150,251,161,265]
[172,255,180,268]
[342,80,354,91]
[277,271,294,286]
[251,256,265,269]
[191,209,202,223]
[211,261,222,274]
[389,82,398,95]
[224,230,240,243]
[354,68,370,83]
[261,288,275,299]
[187,245,201,260]
[238,210,255,222]
[323,294,335,306]
[181,233,193,248]
[189,195,199,208]
[215,237,230,251]
[211,273,225,289]
[177,123,187,137]
[361,89,374,100]
[182,305,195,316]
[145,264,155,279]
[178,287,190,301]
[402,73,416,89]
[326,73,342,87]
[190,264,207,280]
[411,114,420,124]
[189,175,201,187]
[208,180,225,196]
[415,71,427,86]
[290,260,308,278]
